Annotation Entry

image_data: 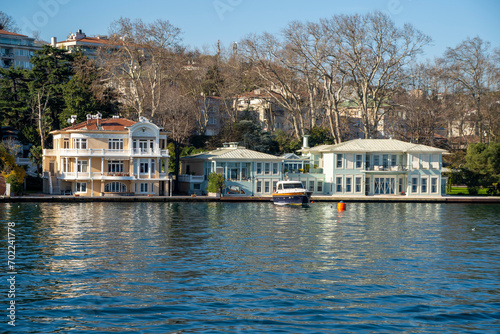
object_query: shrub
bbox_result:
[207,172,225,193]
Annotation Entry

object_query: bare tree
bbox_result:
[101,17,182,119]
[442,37,496,143]
[155,84,198,192]
[282,20,347,143]
[0,11,19,33]
[29,86,50,151]
[241,33,310,139]
[326,12,431,139]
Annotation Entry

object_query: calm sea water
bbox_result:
[1,202,500,333]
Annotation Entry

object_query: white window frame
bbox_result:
[355,176,363,193]
[73,138,87,149]
[264,163,271,175]
[108,161,124,173]
[76,182,87,193]
[264,181,270,194]
[140,161,149,174]
[411,176,419,194]
[108,138,124,150]
[317,181,323,193]
[336,176,343,193]
[399,177,404,193]
[256,162,262,174]
[140,183,149,194]
[345,176,353,193]
[105,182,127,193]
[421,176,428,194]
[272,163,278,175]
[77,160,88,173]
[336,154,343,169]
[256,180,262,193]
[431,177,438,194]
[355,155,363,169]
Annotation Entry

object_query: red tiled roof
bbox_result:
[0,29,29,37]
[62,118,136,131]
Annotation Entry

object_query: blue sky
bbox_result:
[3,0,500,60]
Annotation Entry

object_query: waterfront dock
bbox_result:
[1,194,499,203]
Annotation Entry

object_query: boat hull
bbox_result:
[272,193,311,206]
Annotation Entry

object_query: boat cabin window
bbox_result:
[278,183,283,190]
[283,182,304,189]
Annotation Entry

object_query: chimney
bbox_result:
[302,135,310,149]
[96,112,102,127]
[75,29,85,40]
[86,114,92,126]
[51,37,57,47]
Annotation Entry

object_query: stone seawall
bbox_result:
[1,195,499,204]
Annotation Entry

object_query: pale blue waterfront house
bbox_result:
[179,143,283,196]
[180,139,447,197]
[299,139,448,196]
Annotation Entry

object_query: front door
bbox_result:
[374,177,396,195]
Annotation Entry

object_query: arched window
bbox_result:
[105,182,127,193]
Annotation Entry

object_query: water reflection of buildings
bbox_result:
[30,203,178,299]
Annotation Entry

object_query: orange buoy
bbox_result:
[337,201,346,211]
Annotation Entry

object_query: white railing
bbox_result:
[178,175,205,183]
[43,148,169,157]
[131,148,169,157]
[58,172,169,180]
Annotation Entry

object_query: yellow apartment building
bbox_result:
[42,115,170,196]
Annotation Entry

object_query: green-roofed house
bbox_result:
[179,143,284,196]
[300,138,448,196]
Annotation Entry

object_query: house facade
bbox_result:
[300,139,447,196]
[179,143,283,196]
[234,89,289,132]
[0,29,41,69]
[54,29,117,59]
[42,115,170,196]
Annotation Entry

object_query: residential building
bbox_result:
[300,138,447,196]
[54,29,117,59]
[0,29,41,69]
[179,143,283,196]
[282,136,326,195]
[339,99,397,138]
[42,115,170,196]
[234,89,289,132]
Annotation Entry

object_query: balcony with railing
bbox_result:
[44,148,169,158]
[364,165,409,172]
[57,171,169,180]
[1,51,14,59]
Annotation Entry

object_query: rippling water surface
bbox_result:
[1,202,500,333]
